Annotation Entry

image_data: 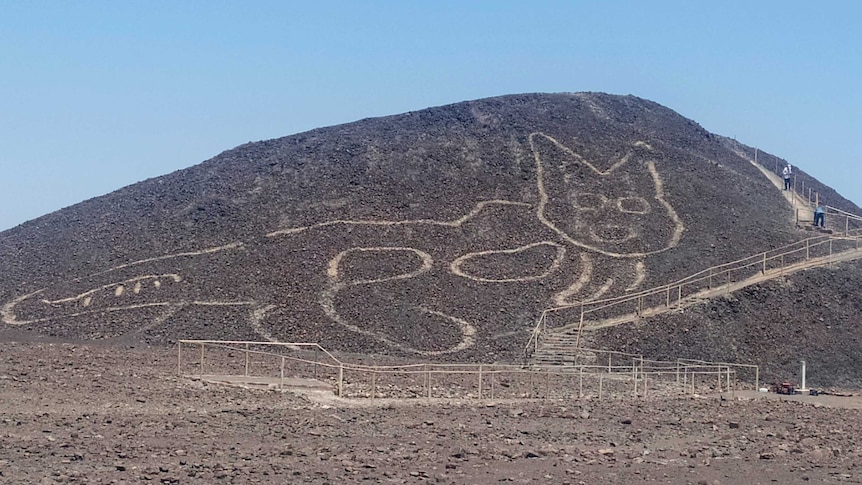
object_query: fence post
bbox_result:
[829,239,834,267]
[244,342,250,377]
[426,365,432,400]
[762,252,767,273]
[199,343,205,377]
[478,365,483,399]
[716,366,721,393]
[677,285,682,308]
[574,305,585,348]
[490,370,495,399]
[535,313,543,352]
[632,359,638,397]
[755,367,760,392]
[683,365,688,393]
[726,270,731,294]
[280,356,285,390]
[579,366,583,399]
[598,374,603,401]
[371,369,376,399]
[846,215,850,237]
[708,268,713,289]
[806,239,810,260]
[177,341,182,377]
[338,364,344,398]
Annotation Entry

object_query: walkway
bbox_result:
[749,159,813,224]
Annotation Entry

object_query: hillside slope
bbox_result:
[1,92,859,364]
[596,263,862,387]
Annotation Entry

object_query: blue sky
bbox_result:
[2,1,860,231]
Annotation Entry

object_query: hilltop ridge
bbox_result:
[1,93,861,381]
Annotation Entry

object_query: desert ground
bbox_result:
[2,340,862,484]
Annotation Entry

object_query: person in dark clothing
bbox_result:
[814,205,825,228]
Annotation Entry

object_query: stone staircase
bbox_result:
[528,235,862,365]
[531,332,597,366]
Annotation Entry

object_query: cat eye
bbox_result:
[570,193,607,210]
[616,196,651,214]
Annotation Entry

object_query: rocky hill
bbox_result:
[1,93,860,379]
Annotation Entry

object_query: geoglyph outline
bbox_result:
[3,132,683,355]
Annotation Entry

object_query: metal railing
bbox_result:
[524,155,862,360]
[525,230,862,359]
[770,159,862,234]
[177,340,343,390]
[177,340,758,400]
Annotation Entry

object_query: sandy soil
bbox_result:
[3,341,862,484]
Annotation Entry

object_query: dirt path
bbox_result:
[4,342,862,484]
[567,245,862,333]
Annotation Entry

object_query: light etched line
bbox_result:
[328,247,434,284]
[449,241,566,283]
[647,161,685,250]
[1,290,45,325]
[266,200,530,238]
[530,132,685,258]
[553,253,593,306]
[92,243,245,276]
[587,278,615,301]
[129,304,185,336]
[626,262,647,292]
[319,283,476,355]
[42,274,182,304]
[2,302,173,326]
[531,132,634,175]
[190,301,258,306]
[249,305,279,342]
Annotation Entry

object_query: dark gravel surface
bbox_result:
[597,260,862,387]
[4,342,862,484]
[1,92,860,380]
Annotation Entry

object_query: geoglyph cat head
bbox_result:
[530,132,684,257]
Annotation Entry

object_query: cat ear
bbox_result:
[529,132,634,177]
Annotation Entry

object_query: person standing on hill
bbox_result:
[782,163,792,191]
[814,204,826,228]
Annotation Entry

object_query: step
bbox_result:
[531,245,862,367]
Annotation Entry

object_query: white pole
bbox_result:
[800,360,807,391]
